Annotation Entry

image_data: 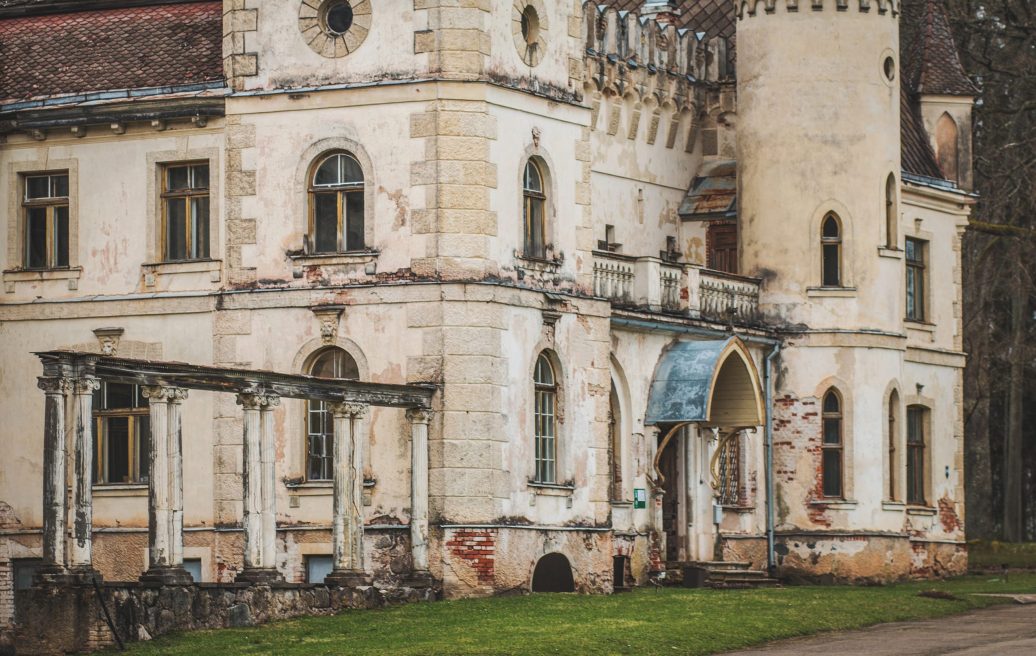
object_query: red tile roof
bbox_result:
[901,0,978,97]
[0,1,223,104]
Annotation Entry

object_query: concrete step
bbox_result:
[709,576,781,589]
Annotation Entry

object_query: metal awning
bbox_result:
[677,159,736,221]
[645,338,732,425]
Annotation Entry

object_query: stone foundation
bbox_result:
[7,581,436,655]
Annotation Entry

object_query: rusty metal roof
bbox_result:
[678,159,736,220]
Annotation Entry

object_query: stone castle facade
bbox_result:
[0,0,974,641]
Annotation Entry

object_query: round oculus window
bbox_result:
[520,6,540,45]
[324,1,353,35]
[883,56,896,82]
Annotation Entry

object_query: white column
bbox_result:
[37,376,70,575]
[259,394,280,573]
[326,402,369,586]
[168,388,188,571]
[143,386,171,571]
[69,377,100,574]
[235,389,281,582]
[407,408,431,578]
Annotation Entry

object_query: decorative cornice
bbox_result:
[235,389,280,410]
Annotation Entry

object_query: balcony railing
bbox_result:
[592,251,761,325]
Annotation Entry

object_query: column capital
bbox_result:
[37,376,72,395]
[329,402,368,419]
[235,389,279,409]
[406,407,431,425]
[72,377,100,395]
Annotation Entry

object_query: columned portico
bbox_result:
[32,351,435,590]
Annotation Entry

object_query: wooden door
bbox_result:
[707,222,738,274]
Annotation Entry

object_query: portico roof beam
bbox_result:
[35,351,435,408]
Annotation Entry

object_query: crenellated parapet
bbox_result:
[580,2,733,96]
[736,0,899,19]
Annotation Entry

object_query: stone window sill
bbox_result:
[882,501,906,511]
[4,266,83,292]
[515,255,563,273]
[288,251,379,267]
[878,246,903,259]
[806,286,858,298]
[809,499,858,509]
[906,505,937,516]
[720,504,757,513]
[93,483,148,497]
[905,321,936,333]
[142,259,222,286]
[285,479,376,496]
[528,481,575,496]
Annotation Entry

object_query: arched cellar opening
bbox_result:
[531,553,575,592]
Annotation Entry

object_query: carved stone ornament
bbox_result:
[93,327,124,356]
[235,389,280,410]
[405,408,431,425]
[329,401,368,418]
[73,378,101,395]
[37,376,72,395]
[311,305,345,345]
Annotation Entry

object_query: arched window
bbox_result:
[906,405,928,505]
[935,113,959,184]
[821,213,842,287]
[305,347,360,480]
[888,390,899,501]
[523,159,547,260]
[885,174,897,249]
[309,152,364,254]
[533,352,557,483]
[609,383,622,500]
[821,389,843,498]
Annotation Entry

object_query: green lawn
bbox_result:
[119,574,1036,656]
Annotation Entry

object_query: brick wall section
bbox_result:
[446,529,495,585]
[772,394,832,527]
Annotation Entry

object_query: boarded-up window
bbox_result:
[935,113,959,184]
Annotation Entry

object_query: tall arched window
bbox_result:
[885,174,897,249]
[609,382,622,500]
[306,347,360,480]
[523,159,547,259]
[906,405,928,505]
[888,390,899,501]
[309,152,364,254]
[821,389,843,498]
[935,113,959,184]
[533,352,557,483]
[821,213,842,287]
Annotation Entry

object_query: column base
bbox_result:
[235,567,283,585]
[405,570,434,588]
[140,566,194,585]
[324,569,371,588]
[32,563,74,586]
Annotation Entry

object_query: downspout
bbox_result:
[764,342,781,576]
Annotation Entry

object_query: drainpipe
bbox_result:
[764,342,781,576]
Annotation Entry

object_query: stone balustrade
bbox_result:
[592,251,762,325]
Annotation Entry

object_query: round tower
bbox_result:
[736,0,901,331]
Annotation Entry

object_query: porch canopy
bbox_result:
[33,350,435,588]
[644,337,763,427]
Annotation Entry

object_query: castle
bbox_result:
[0,0,975,647]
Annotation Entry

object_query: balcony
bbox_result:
[592,251,761,325]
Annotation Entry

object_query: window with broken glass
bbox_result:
[533,352,557,484]
[306,347,360,481]
[22,172,69,269]
[162,163,210,261]
[92,382,150,485]
[310,153,365,254]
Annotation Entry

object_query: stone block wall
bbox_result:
[10,581,435,655]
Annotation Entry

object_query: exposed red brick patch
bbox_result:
[446,529,496,585]
[0,2,223,103]
[938,495,962,533]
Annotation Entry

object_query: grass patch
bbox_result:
[968,540,1036,569]
[118,574,1036,656]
